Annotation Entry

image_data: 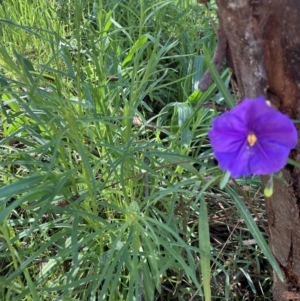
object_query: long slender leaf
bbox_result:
[226,186,284,281]
[199,197,211,301]
[203,46,235,108]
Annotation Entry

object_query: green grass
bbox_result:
[0,0,274,300]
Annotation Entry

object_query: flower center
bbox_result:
[247,133,257,147]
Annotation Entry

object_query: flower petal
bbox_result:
[208,96,298,177]
[242,96,275,125]
[208,112,248,153]
[253,109,297,149]
[225,97,269,127]
[214,142,253,178]
[249,140,291,175]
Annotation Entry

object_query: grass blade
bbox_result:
[199,197,211,301]
[226,186,284,281]
[203,46,235,108]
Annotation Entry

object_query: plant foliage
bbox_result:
[0,0,273,300]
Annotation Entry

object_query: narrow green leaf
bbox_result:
[15,252,40,301]
[142,261,155,301]
[14,50,35,73]
[220,171,231,189]
[0,75,9,87]
[226,186,284,281]
[187,90,202,104]
[203,46,235,108]
[288,158,300,169]
[0,175,43,198]
[177,102,192,147]
[193,55,204,91]
[199,197,211,301]
[157,153,203,178]
[122,35,148,66]
[13,50,35,84]
[239,267,257,293]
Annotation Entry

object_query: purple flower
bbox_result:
[208,96,298,178]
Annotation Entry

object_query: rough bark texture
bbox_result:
[213,1,300,300]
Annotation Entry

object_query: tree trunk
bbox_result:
[213,1,300,300]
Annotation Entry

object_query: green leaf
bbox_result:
[13,50,35,83]
[187,90,202,104]
[199,197,211,301]
[203,46,235,108]
[220,171,231,189]
[122,35,148,66]
[239,267,257,293]
[156,152,203,178]
[226,186,284,281]
[177,102,192,147]
[0,175,43,198]
[288,158,300,169]
[193,55,204,91]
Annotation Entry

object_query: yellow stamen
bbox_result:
[247,133,257,147]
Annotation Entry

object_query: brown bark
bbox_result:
[212,1,300,300]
